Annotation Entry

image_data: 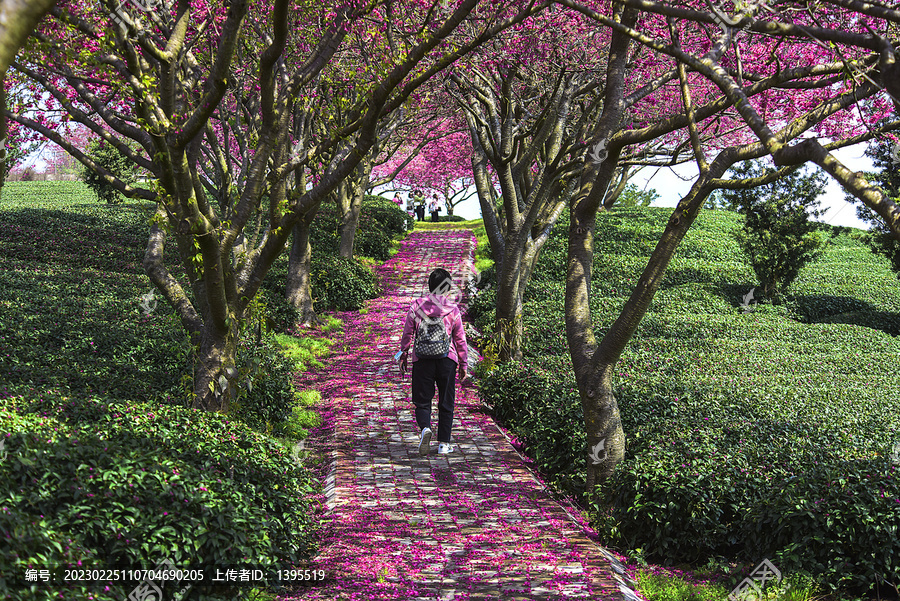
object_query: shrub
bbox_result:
[310,253,377,312]
[1,393,319,601]
[79,139,138,205]
[865,225,900,275]
[478,356,586,495]
[362,195,413,236]
[474,264,496,290]
[0,185,324,600]
[487,360,900,593]
[353,227,393,261]
[0,195,191,406]
[744,459,900,594]
[614,183,660,208]
[467,285,496,334]
[227,333,300,436]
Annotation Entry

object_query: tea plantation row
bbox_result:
[474,207,900,597]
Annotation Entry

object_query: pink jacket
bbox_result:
[400,295,468,368]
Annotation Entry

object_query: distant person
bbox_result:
[429,195,442,222]
[393,194,403,207]
[398,268,469,455]
[414,194,426,221]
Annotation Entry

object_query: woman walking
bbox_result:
[398,268,468,455]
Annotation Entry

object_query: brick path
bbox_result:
[283,230,639,601]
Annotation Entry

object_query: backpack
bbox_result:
[414,312,451,359]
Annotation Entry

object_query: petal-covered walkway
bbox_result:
[284,230,639,601]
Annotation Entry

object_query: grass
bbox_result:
[636,570,730,601]
[412,217,495,274]
[636,568,823,601]
[413,218,484,230]
[283,389,323,440]
[274,332,333,372]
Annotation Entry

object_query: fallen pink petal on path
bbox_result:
[284,230,641,601]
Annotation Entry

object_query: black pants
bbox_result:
[431,210,439,222]
[411,357,456,443]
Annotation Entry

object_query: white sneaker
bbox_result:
[437,442,453,455]
[418,428,432,456]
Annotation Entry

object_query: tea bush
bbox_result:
[1,393,319,601]
[258,243,379,330]
[310,253,378,312]
[227,334,301,436]
[0,187,190,405]
[361,195,414,236]
[478,204,900,594]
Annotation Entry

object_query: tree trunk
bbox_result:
[580,364,625,490]
[192,326,238,413]
[568,160,724,490]
[286,214,321,327]
[337,180,364,259]
[494,231,547,362]
[565,206,627,491]
[337,157,372,259]
[337,203,359,257]
[495,285,524,361]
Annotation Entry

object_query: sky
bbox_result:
[444,143,878,230]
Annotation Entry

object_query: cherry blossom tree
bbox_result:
[10,0,553,411]
[554,0,900,488]
[43,124,91,177]
[446,6,678,361]
[375,125,474,215]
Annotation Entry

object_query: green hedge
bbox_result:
[310,195,412,260]
[1,393,319,601]
[360,195,414,236]
[310,253,377,312]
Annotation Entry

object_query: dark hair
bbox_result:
[428,268,453,294]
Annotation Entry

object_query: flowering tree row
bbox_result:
[0,0,57,185]
[6,0,899,490]
[8,0,553,411]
